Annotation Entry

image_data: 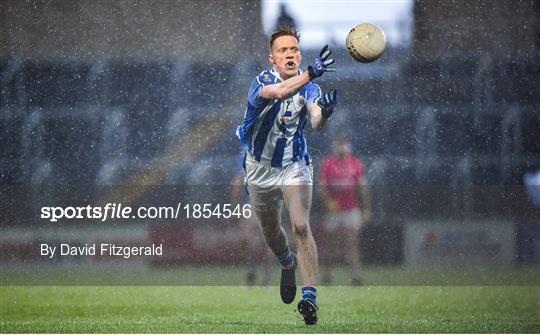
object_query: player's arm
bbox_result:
[307,103,327,131]
[358,175,372,224]
[260,72,311,101]
[261,45,336,101]
[307,89,337,131]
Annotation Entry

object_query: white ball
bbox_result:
[346,23,387,63]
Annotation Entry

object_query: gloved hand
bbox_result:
[308,45,336,79]
[318,89,337,119]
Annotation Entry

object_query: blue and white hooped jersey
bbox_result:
[235,68,322,168]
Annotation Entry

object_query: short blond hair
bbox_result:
[269,25,300,51]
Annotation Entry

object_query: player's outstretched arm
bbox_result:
[261,45,335,101]
[308,89,337,131]
[260,71,311,101]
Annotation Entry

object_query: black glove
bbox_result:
[318,89,337,119]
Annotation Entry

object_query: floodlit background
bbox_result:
[0,0,539,286]
[262,0,414,47]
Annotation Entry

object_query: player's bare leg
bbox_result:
[253,202,288,257]
[345,226,363,285]
[253,206,291,283]
[283,183,319,325]
[253,202,297,303]
[283,183,318,287]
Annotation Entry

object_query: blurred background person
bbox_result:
[519,163,540,264]
[318,136,372,285]
[524,164,540,208]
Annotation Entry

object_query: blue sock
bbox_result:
[302,286,317,303]
[277,249,294,268]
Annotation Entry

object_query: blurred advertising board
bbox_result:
[404,221,515,266]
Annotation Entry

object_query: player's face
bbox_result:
[269,35,302,80]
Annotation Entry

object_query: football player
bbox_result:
[236,25,337,325]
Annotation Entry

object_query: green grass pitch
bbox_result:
[1,285,539,333]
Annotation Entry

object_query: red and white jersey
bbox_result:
[318,154,364,211]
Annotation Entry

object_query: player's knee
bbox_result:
[292,220,310,238]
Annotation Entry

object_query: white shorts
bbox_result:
[245,155,313,212]
[324,208,363,231]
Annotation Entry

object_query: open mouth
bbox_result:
[286,61,296,70]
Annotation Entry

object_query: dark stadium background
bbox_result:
[1,0,539,284]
